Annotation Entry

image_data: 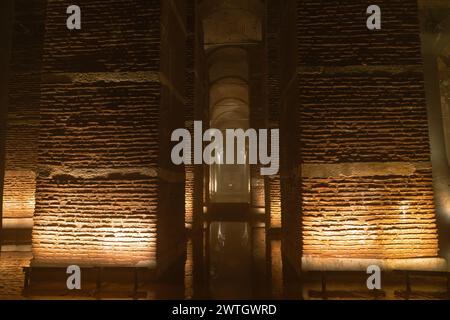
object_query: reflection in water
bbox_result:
[209,222,252,299]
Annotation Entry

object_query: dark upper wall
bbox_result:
[0,0,15,236]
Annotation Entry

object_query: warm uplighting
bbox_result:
[32,214,157,267]
[185,168,194,228]
[2,170,36,219]
[400,201,410,216]
[269,178,281,228]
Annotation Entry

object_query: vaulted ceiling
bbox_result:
[200,0,263,129]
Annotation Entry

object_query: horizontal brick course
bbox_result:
[294,0,439,262]
[32,0,167,267]
[39,81,160,168]
[33,175,158,265]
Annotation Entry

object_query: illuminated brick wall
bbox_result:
[271,0,439,266]
[295,0,439,259]
[302,164,437,258]
[34,81,160,265]
[32,0,187,268]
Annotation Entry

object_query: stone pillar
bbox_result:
[184,0,205,233]
[157,0,188,280]
[276,0,302,275]
[184,0,195,230]
[191,3,208,298]
[249,45,267,210]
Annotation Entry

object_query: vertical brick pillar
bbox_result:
[2,0,45,241]
[0,0,15,243]
[184,1,207,234]
[31,0,187,272]
[297,0,438,262]
[190,11,208,296]
[266,0,282,230]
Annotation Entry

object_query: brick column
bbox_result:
[266,0,282,230]
[30,1,187,276]
[0,0,15,247]
[297,0,439,265]
[420,7,450,263]
[1,1,44,248]
[184,0,195,229]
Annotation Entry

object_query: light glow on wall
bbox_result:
[98,219,156,266]
[302,173,439,259]
[2,170,36,219]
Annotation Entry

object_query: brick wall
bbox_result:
[295,0,439,260]
[32,0,187,269]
